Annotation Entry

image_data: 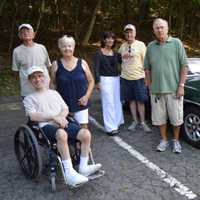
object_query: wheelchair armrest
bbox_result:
[27,118,40,129]
[67,115,76,123]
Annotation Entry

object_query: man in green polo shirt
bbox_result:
[144,18,188,153]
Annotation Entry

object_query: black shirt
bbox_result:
[93,50,122,83]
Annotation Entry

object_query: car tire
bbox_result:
[182,104,200,148]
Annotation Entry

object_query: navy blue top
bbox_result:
[56,59,89,112]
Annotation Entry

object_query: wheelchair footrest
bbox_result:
[68,182,87,189]
[88,170,105,180]
[67,170,105,188]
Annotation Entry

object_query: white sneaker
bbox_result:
[140,122,151,132]
[172,139,182,154]
[128,121,138,131]
[64,169,88,187]
[79,163,102,177]
[156,140,169,152]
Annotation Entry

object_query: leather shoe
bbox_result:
[107,130,118,136]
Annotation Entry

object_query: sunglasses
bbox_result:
[128,46,131,53]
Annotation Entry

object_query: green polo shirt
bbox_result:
[144,36,187,94]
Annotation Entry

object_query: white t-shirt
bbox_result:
[23,89,68,128]
[12,43,51,96]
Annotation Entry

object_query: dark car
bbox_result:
[182,58,200,148]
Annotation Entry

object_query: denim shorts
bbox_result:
[41,121,80,143]
[120,78,148,102]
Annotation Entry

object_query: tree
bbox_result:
[81,0,103,46]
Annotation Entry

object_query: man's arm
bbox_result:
[12,49,20,79]
[29,107,68,122]
[29,107,69,128]
[145,69,151,90]
[176,65,188,98]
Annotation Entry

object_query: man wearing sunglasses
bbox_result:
[118,24,151,133]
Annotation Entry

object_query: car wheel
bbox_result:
[182,104,200,148]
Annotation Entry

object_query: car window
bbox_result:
[188,58,200,74]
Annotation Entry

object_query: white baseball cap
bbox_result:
[18,24,33,32]
[27,66,44,77]
[124,24,135,31]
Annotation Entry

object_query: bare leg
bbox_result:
[76,128,91,157]
[137,101,145,122]
[77,128,102,176]
[56,129,70,160]
[173,126,181,140]
[159,124,168,141]
[129,100,138,122]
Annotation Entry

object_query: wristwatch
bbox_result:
[179,83,185,87]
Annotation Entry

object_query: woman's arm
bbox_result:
[93,52,101,84]
[78,60,94,106]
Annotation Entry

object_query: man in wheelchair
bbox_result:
[23,66,102,187]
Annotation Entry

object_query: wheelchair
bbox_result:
[14,116,104,192]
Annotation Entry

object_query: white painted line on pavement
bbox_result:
[89,116,198,200]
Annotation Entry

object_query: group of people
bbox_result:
[12,17,188,185]
[12,24,101,187]
[93,18,188,154]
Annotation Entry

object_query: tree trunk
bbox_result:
[138,0,149,24]
[74,0,81,43]
[123,0,129,24]
[81,0,103,46]
[168,0,174,30]
[0,0,6,15]
[35,0,45,36]
[178,0,184,39]
[57,0,63,32]
[8,1,18,55]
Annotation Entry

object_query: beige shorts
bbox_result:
[74,109,89,124]
[151,94,183,126]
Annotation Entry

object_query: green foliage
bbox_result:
[192,0,200,6]
[0,67,20,96]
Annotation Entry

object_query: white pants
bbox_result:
[100,76,124,132]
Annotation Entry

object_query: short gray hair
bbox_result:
[153,18,168,28]
[58,35,75,49]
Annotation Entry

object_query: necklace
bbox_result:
[61,57,77,70]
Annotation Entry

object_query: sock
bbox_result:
[62,159,73,175]
[79,156,88,170]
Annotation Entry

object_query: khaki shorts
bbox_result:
[151,94,183,126]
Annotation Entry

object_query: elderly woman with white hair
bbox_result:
[50,35,94,128]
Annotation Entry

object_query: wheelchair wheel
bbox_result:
[14,125,42,179]
[50,175,56,192]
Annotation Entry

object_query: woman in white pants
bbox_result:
[93,32,124,136]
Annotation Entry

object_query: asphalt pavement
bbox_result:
[0,93,200,200]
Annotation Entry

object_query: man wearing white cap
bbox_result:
[12,23,51,97]
[23,66,102,186]
[118,24,151,132]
